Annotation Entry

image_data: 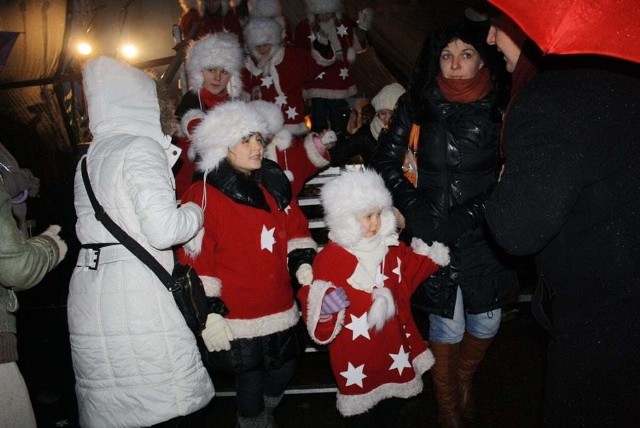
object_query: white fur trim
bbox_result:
[288,237,318,253]
[192,100,269,171]
[311,47,337,67]
[305,280,346,345]
[336,370,423,417]
[180,108,205,139]
[249,100,285,135]
[303,133,330,168]
[412,348,435,375]
[284,122,310,136]
[226,303,299,339]
[273,129,292,150]
[186,32,244,92]
[303,84,358,100]
[367,287,396,332]
[200,275,222,297]
[284,169,294,181]
[410,238,450,267]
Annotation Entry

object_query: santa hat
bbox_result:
[192,100,269,172]
[186,32,244,97]
[371,82,406,112]
[248,0,281,18]
[243,17,283,50]
[321,169,396,248]
[305,0,343,16]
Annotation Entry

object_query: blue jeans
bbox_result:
[429,286,501,344]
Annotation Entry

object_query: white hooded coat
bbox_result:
[68,56,214,427]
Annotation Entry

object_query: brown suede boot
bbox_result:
[430,342,463,428]
[458,333,494,421]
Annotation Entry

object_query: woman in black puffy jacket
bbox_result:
[373,21,516,427]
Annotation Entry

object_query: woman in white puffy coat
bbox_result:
[68,56,214,427]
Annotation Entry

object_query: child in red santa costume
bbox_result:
[294,0,372,135]
[173,31,244,198]
[249,99,335,197]
[177,100,317,428]
[243,17,321,137]
[298,169,450,426]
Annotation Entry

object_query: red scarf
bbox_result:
[199,88,228,110]
[436,67,493,103]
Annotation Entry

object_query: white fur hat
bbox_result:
[243,17,283,49]
[186,32,244,97]
[192,100,269,171]
[248,100,292,149]
[248,0,281,18]
[321,169,396,248]
[305,0,343,15]
[371,82,406,112]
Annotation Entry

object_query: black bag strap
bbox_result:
[80,157,174,288]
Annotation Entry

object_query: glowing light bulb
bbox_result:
[77,42,92,56]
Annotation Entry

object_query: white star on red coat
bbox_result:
[339,67,349,80]
[284,205,291,214]
[261,76,274,88]
[286,106,298,119]
[374,264,388,287]
[315,71,326,80]
[392,257,402,283]
[336,24,348,37]
[275,93,287,107]
[260,225,276,252]
[340,362,367,387]
[389,345,412,375]
[308,33,316,42]
[345,312,370,340]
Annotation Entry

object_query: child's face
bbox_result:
[202,67,231,95]
[227,133,265,174]
[358,209,382,239]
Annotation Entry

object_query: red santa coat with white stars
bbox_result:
[243,46,320,136]
[298,240,443,416]
[294,18,360,100]
[178,180,315,339]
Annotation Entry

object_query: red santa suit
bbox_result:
[243,45,320,136]
[298,237,448,416]
[294,16,361,100]
[198,7,242,38]
[178,159,316,340]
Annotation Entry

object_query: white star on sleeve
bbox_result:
[308,33,316,42]
[275,93,288,106]
[260,225,276,252]
[392,257,402,283]
[261,76,274,88]
[389,345,412,376]
[336,24,348,37]
[315,71,326,80]
[340,362,367,387]
[284,205,291,214]
[374,264,388,287]
[339,67,349,80]
[345,312,370,340]
[286,106,298,119]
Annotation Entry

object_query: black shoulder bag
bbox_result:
[80,157,227,336]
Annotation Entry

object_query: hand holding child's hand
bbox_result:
[320,287,350,316]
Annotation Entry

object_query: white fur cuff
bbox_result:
[411,238,450,266]
[200,275,222,297]
[180,109,205,139]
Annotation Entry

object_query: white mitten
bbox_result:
[39,225,68,266]
[295,263,313,285]
[358,8,374,31]
[183,227,204,258]
[201,313,234,352]
[321,130,337,148]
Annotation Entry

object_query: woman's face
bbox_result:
[202,67,231,95]
[358,209,382,239]
[439,39,484,79]
[487,25,522,73]
[227,133,265,174]
[376,109,392,127]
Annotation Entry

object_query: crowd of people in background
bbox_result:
[1,0,638,427]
